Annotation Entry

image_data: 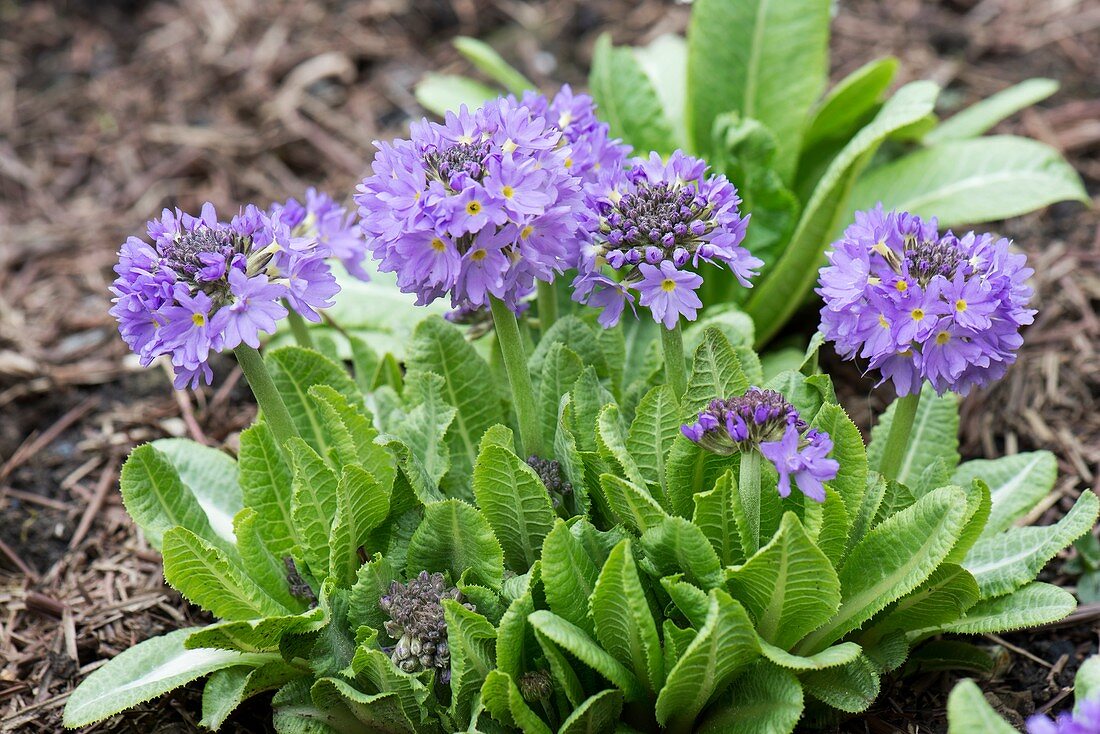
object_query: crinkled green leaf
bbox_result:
[330,465,391,586]
[627,385,681,507]
[951,451,1058,538]
[480,670,553,734]
[683,328,748,418]
[558,689,625,734]
[931,582,1075,635]
[541,520,600,636]
[665,436,739,519]
[287,437,339,577]
[239,423,297,559]
[185,605,326,653]
[640,516,723,590]
[385,371,455,504]
[267,346,362,458]
[473,444,557,573]
[692,470,744,566]
[697,661,803,734]
[596,403,647,489]
[233,509,308,613]
[600,473,669,535]
[811,403,868,526]
[527,611,646,702]
[537,344,584,453]
[311,678,417,734]
[152,439,241,545]
[801,654,880,714]
[444,599,497,724]
[758,639,862,672]
[406,499,504,589]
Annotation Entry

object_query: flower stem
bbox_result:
[284,302,315,349]
[739,449,762,555]
[877,389,922,483]
[489,297,544,458]
[660,323,688,400]
[233,345,300,456]
[536,280,558,334]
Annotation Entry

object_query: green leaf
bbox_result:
[119,444,226,554]
[811,404,868,525]
[347,554,396,634]
[868,384,960,488]
[239,423,297,559]
[234,509,309,613]
[496,565,537,680]
[201,663,299,732]
[727,512,841,649]
[185,606,327,653]
[662,576,711,629]
[445,599,498,724]
[758,639,862,672]
[803,57,899,150]
[946,679,1017,734]
[541,520,600,636]
[600,474,669,535]
[407,316,503,496]
[907,640,994,675]
[63,628,273,728]
[655,589,760,727]
[596,403,648,489]
[590,33,676,155]
[665,437,738,519]
[686,0,830,177]
[801,654,880,713]
[453,36,533,95]
[559,690,625,734]
[633,34,688,149]
[1075,656,1100,713]
[414,73,498,118]
[473,445,557,573]
[963,490,1099,598]
[866,563,979,640]
[530,316,606,380]
[287,437,339,577]
[927,78,1059,144]
[386,371,455,504]
[527,611,646,702]
[568,367,614,454]
[697,661,803,734]
[349,647,432,725]
[848,136,1088,229]
[745,81,939,345]
[640,517,723,590]
[800,485,969,653]
[533,625,588,709]
[480,670,553,734]
[330,465,391,586]
[591,540,664,693]
[311,678,417,734]
[267,346,362,458]
[951,451,1058,537]
[152,438,242,545]
[846,473,887,559]
[931,582,1075,635]
[163,527,292,620]
[308,385,396,491]
[406,499,504,588]
[683,328,748,418]
[538,344,584,452]
[627,385,681,506]
[693,470,744,566]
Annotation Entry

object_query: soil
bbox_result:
[1,0,1097,732]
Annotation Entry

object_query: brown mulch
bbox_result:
[0,0,1097,731]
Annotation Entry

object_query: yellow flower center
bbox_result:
[520,225,534,240]
[191,313,206,327]
[501,185,515,199]
[878,314,889,328]
[895,280,908,292]
[936,331,951,345]
[430,237,446,252]
[471,249,488,262]
[564,157,574,169]
[955,299,967,312]
[911,308,925,321]
[502,139,517,154]
[465,200,482,215]
[661,279,677,293]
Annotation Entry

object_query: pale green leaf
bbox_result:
[267,346,362,459]
[453,36,533,95]
[596,403,647,489]
[185,605,326,653]
[414,73,498,118]
[932,582,1075,635]
[63,628,273,728]
[480,670,553,734]
[590,33,676,155]
[308,385,396,492]
[633,34,688,149]
[758,639,862,671]
[600,474,669,535]
[541,520,600,636]
[692,470,744,566]
[444,599,497,724]
[683,328,748,419]
[473,445,557,572]
[927,78,1059,144]
[801,654,880,713]
[287,437,339,577]
[385,371,455,504]
[655,589,760,727]
[1075,656,1100,714]
[329,465,391,586]
[527,611,646,702]
[811,403,868,525]
[311,678,417,734]
[627,385,681,507]
[727,512,841,648]
[538,344,584,453]
[239,423,297,559]
[697,661,802,734]
[866,563,979,640]
[234,509,309,613]
[848,136,1088,229]
[951,451,1058,537]
[152,438,241,545]
[406,499,504,589]
[803,57,899,149]
[946,679,1017,733]
[640,516,723,590]
[665,437,738,519]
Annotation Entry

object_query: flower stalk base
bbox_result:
[489,297,544,458]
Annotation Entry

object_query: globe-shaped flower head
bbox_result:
[681,388,838,502]
[573,150,760,328]
[109,198,343,388]
[355,96,590,311]
[817,205,1036,396]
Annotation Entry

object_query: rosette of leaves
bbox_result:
[415,0,1086,346]
[474,326,1098,733]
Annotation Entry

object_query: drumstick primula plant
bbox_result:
[72,34,1094,734]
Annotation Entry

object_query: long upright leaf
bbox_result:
[686,0,830,177]
[406,499,504,589]
[152,439,242,544]
[287,438,339,577]
[239,423,297,559]
[267,346,362,458]
[683,328,748,417]
[473,445,557,572]
[590,34,676,155]
[926,78,1058,144]
[591,540,664,692]
[329,465,391,586]
[627,385,682,505]
[541,520,601,636]
[527,611,646,702]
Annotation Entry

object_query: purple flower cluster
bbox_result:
[1028,699,1100,734]
[573,150,759,329]
[681,388,839,502]
[110,196,353,388]
[271,188,370,282]
[817,205,1035,396]
[355,95,596,311]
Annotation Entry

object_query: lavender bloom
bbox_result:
[109,196,345,388]
[681,388,839,503]
[356,95,594,312]
[573,150,760,329]
[817,205,1035,396]
[380,571,475,682]
[1027,699,1100,734]
[272,188,370,281]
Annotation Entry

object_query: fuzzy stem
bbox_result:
[489,297,544,458]
[739,449,763,555]
[660,322,688,400]
[536,280,558,334]
[233,345,299,456]
[284,302,315,349]
[877,389,922,483]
